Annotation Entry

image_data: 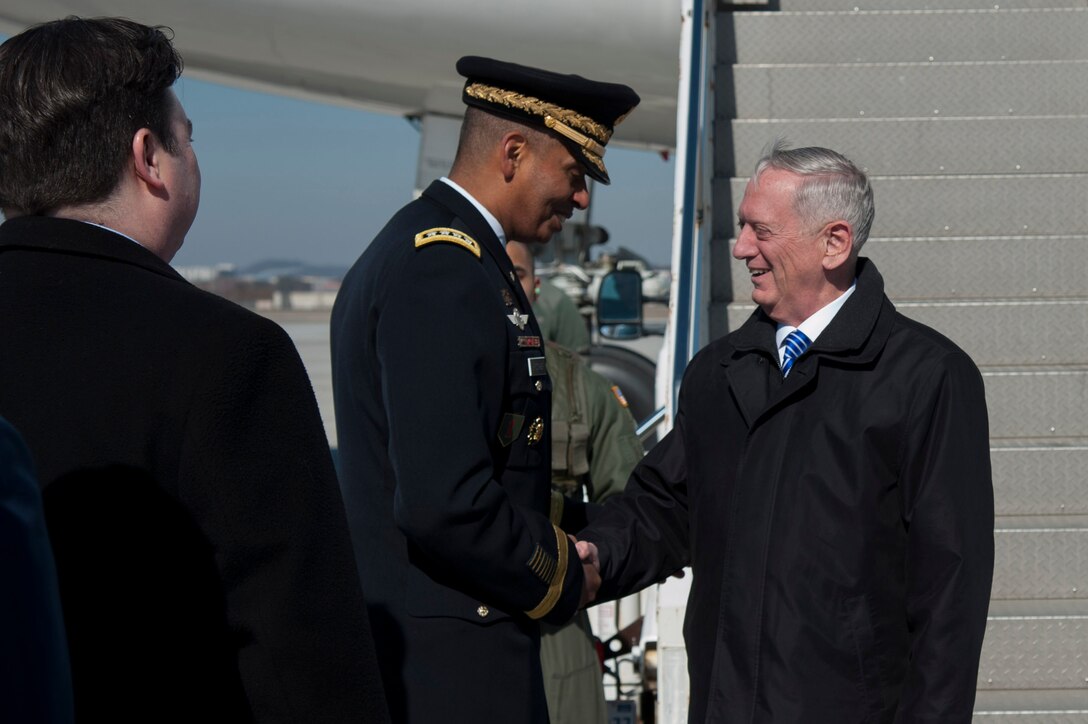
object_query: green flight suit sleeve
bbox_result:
[582,364,644,504]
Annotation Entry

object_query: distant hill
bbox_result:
[239,259,349,280]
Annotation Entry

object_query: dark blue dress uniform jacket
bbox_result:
[582,259,995,723]
[332,179,586,723]
[0,216,389,723]
[0,416,73,724]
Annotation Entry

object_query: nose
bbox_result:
[572,185,589,211]
[733,224,754,260]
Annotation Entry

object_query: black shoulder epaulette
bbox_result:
[414,228,481,258]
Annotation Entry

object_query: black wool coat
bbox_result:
[0,216,389,723]
[331,180,586,724]
[583,258,995,723]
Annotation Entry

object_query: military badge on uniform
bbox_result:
[497,413,525,447]
[527,416,544,445]
[611,385,629,408]
[501,288,515,307]
[527,356,547,377]
[507,310,529,330]
[517,335,541,349]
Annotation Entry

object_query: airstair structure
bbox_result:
[711,1,1088,719]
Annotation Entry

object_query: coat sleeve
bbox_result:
[579,383,692,602]
[178,319,389,723]
[378,245,582,624]
[896,349,994,722]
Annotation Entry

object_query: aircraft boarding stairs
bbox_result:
[713,0,1088,719]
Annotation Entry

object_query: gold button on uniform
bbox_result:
[477,605,490,618]
[535,380,543,391]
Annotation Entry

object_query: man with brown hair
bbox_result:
[0,17,387,722]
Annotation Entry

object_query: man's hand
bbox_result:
[580,559,601,607]
[570,536,601,607]
[576,540,600,572]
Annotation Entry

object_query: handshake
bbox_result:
[570,536,601,609]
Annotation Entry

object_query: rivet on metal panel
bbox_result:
[1050,427,1057,433]
[1015,165,1021,170]
[859,110,865,116]
[933,109,940,115]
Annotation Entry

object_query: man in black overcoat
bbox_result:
[331,57,639,722]
[577,142,995,722]
[0,18,388,722]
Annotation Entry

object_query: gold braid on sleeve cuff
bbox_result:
[524,524,570,620]
[549,490,564,526]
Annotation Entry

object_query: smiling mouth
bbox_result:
[749,269,769,278]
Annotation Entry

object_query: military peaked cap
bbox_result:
[456,55,640,185]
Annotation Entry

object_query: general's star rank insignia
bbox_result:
[507,310,529,330]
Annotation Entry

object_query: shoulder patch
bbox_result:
[611,385,629,408]
[414,228,481,258]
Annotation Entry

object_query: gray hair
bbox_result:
[753,139,875,251]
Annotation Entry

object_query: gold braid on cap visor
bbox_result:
[465,82,611,173]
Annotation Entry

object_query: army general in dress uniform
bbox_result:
[331,57,639,723]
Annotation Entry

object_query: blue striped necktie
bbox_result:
[780,329,812,377]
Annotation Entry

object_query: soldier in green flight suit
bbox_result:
[534,277,591,354]
[508,241,645,724]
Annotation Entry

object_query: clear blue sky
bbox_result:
[170,77,677,271]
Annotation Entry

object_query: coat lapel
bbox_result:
[723,356,768,429]
[721,313,777,428]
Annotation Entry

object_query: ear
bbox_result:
[821,220,854,271]
[500,131,529,182]
[131,128,168,192]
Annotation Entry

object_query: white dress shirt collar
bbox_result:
[775,281,857,365]
[74,220,146,249]
[439,177,506,247]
